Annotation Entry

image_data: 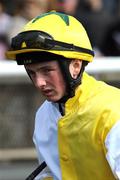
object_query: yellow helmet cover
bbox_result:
[6,11,94,62]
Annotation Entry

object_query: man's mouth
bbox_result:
[42,89,54,97]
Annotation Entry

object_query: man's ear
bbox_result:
[69,59,82,79]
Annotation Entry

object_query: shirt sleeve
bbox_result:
[105,120,120,179]
[33,134,53,180]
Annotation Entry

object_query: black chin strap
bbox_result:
[57,60,88,103]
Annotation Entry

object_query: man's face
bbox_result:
[25,61,66,102]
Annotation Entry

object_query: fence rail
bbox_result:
[0,57,120,83]
[0,148,37,161]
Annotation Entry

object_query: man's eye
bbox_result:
[28,70,35,76]
[44,69,53,73]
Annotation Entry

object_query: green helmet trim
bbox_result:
[32,11,70,26]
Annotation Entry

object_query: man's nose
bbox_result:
[34,75,46,88]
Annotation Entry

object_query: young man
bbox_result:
[6,11,120,180]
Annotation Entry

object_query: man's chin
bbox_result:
[45,96,61,102]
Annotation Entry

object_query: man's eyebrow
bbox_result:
[26,68,34,73]
[37,64,57,70]
[36,65,53,70]
[26,64,56,73]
